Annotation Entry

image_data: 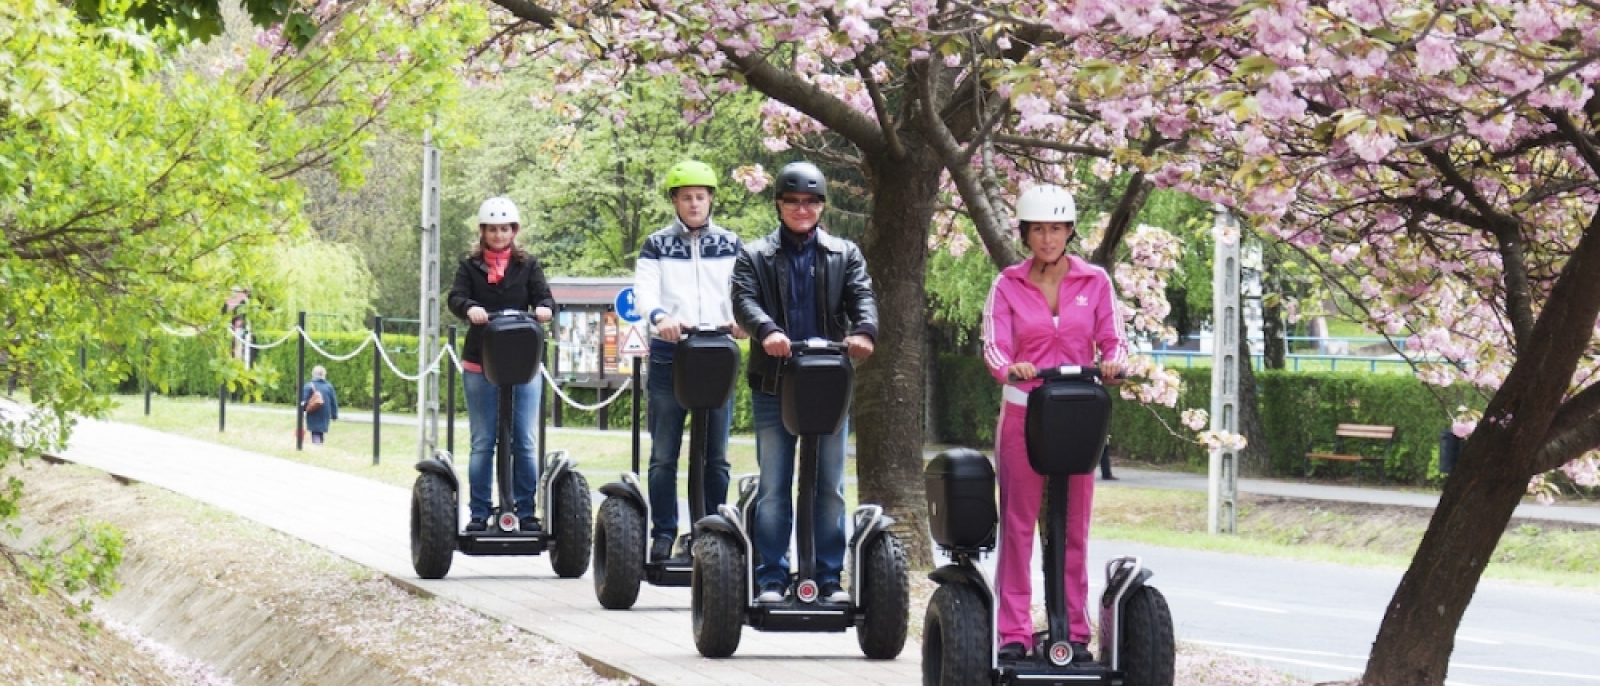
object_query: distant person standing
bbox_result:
[633,159,746,562]
[300,365,339,444]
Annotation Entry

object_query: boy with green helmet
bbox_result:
[633,159,746,561]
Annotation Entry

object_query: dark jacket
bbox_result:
[300,378,338,433]
[731,227,878,394]
[447,253,557,366]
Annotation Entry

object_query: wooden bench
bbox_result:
[1304,423,1396,485]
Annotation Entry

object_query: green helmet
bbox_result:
[663,160,719,198]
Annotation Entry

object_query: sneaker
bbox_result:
[1070,641,1094,663]
[997,642,1028,661]
[465,517,487,532]
[756,583,786,603]
[650,536,674,562]
[820,582,850,604]
[519,516,542,533]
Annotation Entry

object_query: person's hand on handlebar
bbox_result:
[1006,361,1038,381]
[466,306,489,325]
[762,331,791,357]
[655,314,683,342]
[534,306,552,323]
[727,320,748,340]
[1101,359,1124,386]
[844,334,874,360]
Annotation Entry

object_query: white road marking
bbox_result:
[1454,635,1503,645]
[1214,600,1290,614]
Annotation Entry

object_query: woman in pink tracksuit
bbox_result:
[981,184,1126,663]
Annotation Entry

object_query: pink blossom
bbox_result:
[733,164,770,193]
[1413,34,1458,77]
[1345,128,1397,162]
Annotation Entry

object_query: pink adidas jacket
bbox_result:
[982,255,1127,390]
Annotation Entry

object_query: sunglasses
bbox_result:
[778,197,825,209]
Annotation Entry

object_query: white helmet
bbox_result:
[478,196,520,225]
[1016,185,1076,223]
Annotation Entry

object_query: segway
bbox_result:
[922,366,1175,686]
[691,339,910,659]
[592,325,740,609]
[409,310,593,580]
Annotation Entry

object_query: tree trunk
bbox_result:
[1362,433,1527,685]
[1261,247,1286,370]
[852,148,943,569]
[1236,308,1270,476]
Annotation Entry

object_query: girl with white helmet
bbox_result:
[980,184,1127,663]
[447,196,556,533]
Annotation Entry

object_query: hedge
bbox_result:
[933,354,1476,485]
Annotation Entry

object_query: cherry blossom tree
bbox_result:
[480,0,1192,565]
[1006,1,1600,684]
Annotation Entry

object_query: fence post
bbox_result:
[447,325,457,459]
[143,338,152,416]
[373,315,383,466]
[297,311,306,451]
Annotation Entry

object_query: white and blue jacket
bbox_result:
[633,218,744,358]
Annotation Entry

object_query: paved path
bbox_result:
[54,417,916,686]
[45,410,1600,686]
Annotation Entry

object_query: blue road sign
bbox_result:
[614,286,641,323]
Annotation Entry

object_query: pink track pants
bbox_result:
[995,401,1095,646]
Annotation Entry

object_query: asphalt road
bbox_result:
[1072,541,1600,686]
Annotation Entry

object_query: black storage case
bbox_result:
[923,448,996,550]
[481,314,544,387]
[672,334,741,410]
[1024,378,1112,476]
[780,347,853,435]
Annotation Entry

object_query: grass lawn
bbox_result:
[107,394,1600,589]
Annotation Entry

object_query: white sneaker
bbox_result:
[823,584,850,604]
[756,587,785,603]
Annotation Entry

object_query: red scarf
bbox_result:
[484,248,511,284]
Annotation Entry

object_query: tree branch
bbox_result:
[723,51,888,157]
[993,133,1113,158]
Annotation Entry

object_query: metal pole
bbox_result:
[373,315,383,466]
[143,339,152,416]
[296,311,306,451]
[417,132,443,462]
[1208,205,1240,535]
[218,380,227,432]
[446,325,457,459]
[631,360,642,474]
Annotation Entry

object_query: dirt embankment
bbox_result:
[6,460,627,686]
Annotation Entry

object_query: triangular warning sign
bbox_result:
[619,323,650,357]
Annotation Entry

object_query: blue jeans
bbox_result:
[648,355,733,542]
[463,370,541,520]
[751,390,847,589]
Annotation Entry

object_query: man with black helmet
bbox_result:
[730,160,878,604]
[633,159,746,562]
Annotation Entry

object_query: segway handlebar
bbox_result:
[1007,365,1123,383]
[678,324,736,336]
[795,337,850,352]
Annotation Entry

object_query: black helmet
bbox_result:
[774,161,826,199]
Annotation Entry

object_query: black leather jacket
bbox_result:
[447,254,556,366]
[731,226,878,394]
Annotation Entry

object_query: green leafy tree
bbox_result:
[2,0,485,611]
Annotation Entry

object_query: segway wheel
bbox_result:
[856,533,910,659]
[1119,585,1176,686]
[548,471,593,579]
[922,582,990,686]
[410,472,456,579]
[691,531,744,658]
[593,496,644,609]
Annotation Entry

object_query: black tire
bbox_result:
[593,496,645,609]
[410,472,456,579]
[691,531,744,658]
[856,533,910,659]
[1119,585,1176,686]
[922,582,990,686]
[548,470,593,579]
